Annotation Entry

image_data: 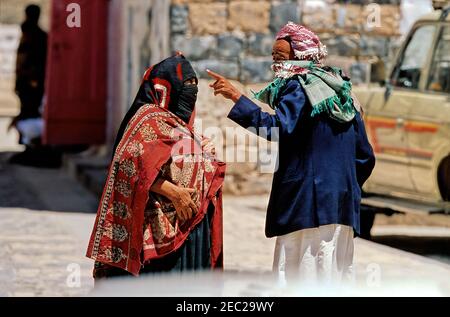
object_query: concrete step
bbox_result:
[63,151,109,199]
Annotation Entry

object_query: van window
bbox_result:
[392,25,436,90]
[427,26,450,93]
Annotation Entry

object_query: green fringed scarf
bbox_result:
[253,61,356,123]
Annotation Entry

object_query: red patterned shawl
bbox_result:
[86,104,226,276]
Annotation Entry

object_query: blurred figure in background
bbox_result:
[10,4,47,146]
[12,5,47,145]
[8,4,62,168]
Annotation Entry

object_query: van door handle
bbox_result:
[396,117,405,128]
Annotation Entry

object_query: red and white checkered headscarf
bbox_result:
[276,22,327,62]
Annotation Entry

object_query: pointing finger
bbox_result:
[206,69,224,80]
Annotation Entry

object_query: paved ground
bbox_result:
[0,145,449,296]
[0,209,94,296]
[0,151,98,296]
[1,195,449,296]
[222,196,450,295]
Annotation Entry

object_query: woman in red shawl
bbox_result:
[86,54,226,278]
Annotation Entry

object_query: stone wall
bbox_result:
[194,79,277,195]
[169,0,410,86]
[171,0,417,195]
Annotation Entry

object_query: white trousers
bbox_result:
[273,224,354,285]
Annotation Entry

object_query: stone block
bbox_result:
[189,3,227,35]
[228,1,270,33]
[359,36,389,57]
[217,34,245,58]
[240,57,273,84]
[248,33,274,56]
[171,35,217,60]
[323,34,360,57]
[170,5,189,35]
[302,0,336,32]
[269,2,301,34]
[192,60,240,80]
[335,4,365,32]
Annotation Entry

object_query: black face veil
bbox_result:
[113,54,198,153]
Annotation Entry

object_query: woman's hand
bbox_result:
[206,69,242,102]
[150,179,198,222]
[169,186,199,222]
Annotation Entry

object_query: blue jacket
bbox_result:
[228,79,375,237]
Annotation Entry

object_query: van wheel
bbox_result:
[438,157,450,201]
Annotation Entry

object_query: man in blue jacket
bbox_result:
[207,22,375,284]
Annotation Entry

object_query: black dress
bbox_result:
[93,203,214,279]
